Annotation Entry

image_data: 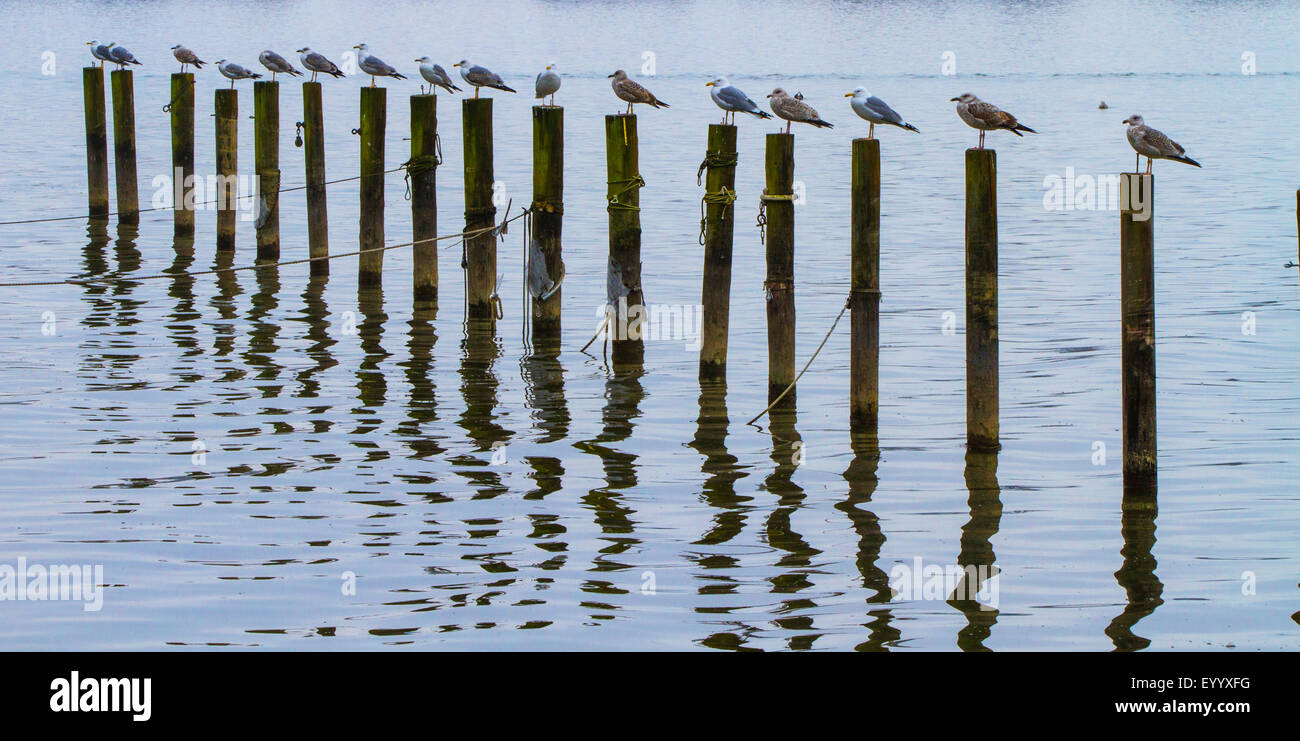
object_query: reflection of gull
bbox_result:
[845,87,918,139]
[353,43,407,87]
[258,50,302,81]
[535,62,561,106]
[951,93,1035,149]
[107,44,142,69]
[170,45,206,73]
[706,77,771,125]
[414,57,460,94]
[1123,115,1201,173]
[216,59,262,88]
[296,48,345,83]
[608,69,668,114]
[455,60,516,98]
[767,88,832,133]
[87,40,114,67]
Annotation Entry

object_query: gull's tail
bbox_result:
[328,67,345,78]
[896,121,919,133]
[750,109,773,119]
[1171,154,1201,168]
[391,71,407,80]
[1013,123,1036,134]
[193,59,206,69]
[650,98,670,109]
[809,118,833,129]
[493,83,517,93]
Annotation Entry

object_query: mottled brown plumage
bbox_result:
[608,70,668,114]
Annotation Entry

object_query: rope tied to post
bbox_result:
[400,151,441,201]
[755,190,795,245]
[746,294,853,427]
[698,186,736,245]
[696,150,738,186]
[606,174,645,212]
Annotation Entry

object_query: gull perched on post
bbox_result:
[296,48,345,83]
[87,41,115,68]
[1123,115,1201,173]
[706,77,771,125]
[415,57,460,94]
[535,62,561,106]
[258,50,302,81]
[608,70,668,114]
[845,87,918,139]
[455,60,516,98]
[767,88,832,133]
[951,93,1035,149]
[171,45,206,73]
[216,59,262,88]
[107,44,141,69]
[354,44,407,86]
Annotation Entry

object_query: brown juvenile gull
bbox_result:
[297,47,345,83]
[455,59,516,98]
[950,92,1035,149]
[1123,115,1201,173]
[767,88,832,133]
[259,50,302,81]
[608,70,668,114]
[171,45,206,73]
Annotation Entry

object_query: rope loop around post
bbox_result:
[696,149,739,186]
[756,190,795,245]
[606,174,646,212]
[401,153,441,201]
[699,186,737,245]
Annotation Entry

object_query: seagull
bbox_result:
[845,87,918,139]
[170,45,206,73]
[1123,115,1201,173]
[296,48,345,83]
[107,44,141,69]
[455,60,516,98]
[767,88,832,133]
[87,41,115,68]
[216,59,262,88]
[608,70,668,114]
[706,77,771,125]
[414,57,460,94]
[354,44,407,86]
[535,62,561,106]
[258,50,302,81]
[951,93,1036,149]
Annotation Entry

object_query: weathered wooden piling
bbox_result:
[109,70,138,224]
[605,114,645,366]
[170,73,195,237]
[531,105,564,337]
[302,82,328,275]
[764,133,796,405]
[850,138,881,430]
[410,94,439,302]
[965,148,999,451]
[82,67,110,217]
[253,81,280,262]
[214,88,238,251]
[699,124,737,381]
[1120,172,1156,487]
[358,87,386,287]
[463,98,497,319]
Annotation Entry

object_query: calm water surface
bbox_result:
[0,0,1297,650]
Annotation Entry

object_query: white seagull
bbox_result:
[216,59,262,88]
[1122,115,1201,173]
[353,43,407,86]
[296,48,345,83]
[706,77,771,125]
[415,57,460,94]
[455,60,516,98]
[845,87,918,139]
[535,62,561,106]
[87,40,115,67]
[107,44,141,69]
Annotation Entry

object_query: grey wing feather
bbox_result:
[717,86,757,112]
[865,96,904,125]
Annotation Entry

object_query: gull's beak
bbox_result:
[454,62,462,67]
[606,73,614,78]
[844,92,854,97]
[949,97,960,102]
[705,81,714,87]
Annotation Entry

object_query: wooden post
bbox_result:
[302,82,328,275]
[109,70,138,224]
[605,114,645,366]
[82,67,110,217]
[253,81,280,262]
[965,148,998,451]
[764,133,796,406]
[850,138,881,430]
[358,86,386,287]
[410,93,439,302]
[1120,172,1156,487]
[214,88,238,251]
[463,98,497,319]
[699,124,737,381]
[531,105,564,337]
[170,73,196,237]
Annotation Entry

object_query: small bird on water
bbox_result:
[216,59,262,88]
[170,45,206,73]
[258,50,302,81]
[455,60,516,98]
[296,47,345,83]
[354,44,407,86]
[951,93,1035,149]
[535,62,561,106]
[87,40,115,67]
[415,57,460,94]
[706,77,771,125]
[767,88,832,133]
[608,70,668,114]
[845,87,918,139]
[1122,115,1200,173]
[107,44,142,69]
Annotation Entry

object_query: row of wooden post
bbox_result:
[79,67,1157,489]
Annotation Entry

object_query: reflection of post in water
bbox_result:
[167,236,199,357]
[78,221,112,345]
[209,250,242,361]
[110,224,143,342]
[1106,486,1163,651]
[690,382,751,552]
[838,431,899,651]
[520,334,569,502]
[244,264,283,393]
[763,407,821,648]
[576,369,644,576]
[395,301,444,460]
[948,449,1003,651]
[454,319,512,498]
[354,287,389,412]
[295,275,337,399]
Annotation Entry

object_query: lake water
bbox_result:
[0,0,1297,650]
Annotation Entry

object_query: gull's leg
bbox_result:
[869,123,875,139]
[1145,158,1153,175]
[979,130,985,149]
[1134,153,1140,173]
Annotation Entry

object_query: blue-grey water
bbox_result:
[0,0,1297,650]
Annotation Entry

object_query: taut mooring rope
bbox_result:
[746,296,852,427]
